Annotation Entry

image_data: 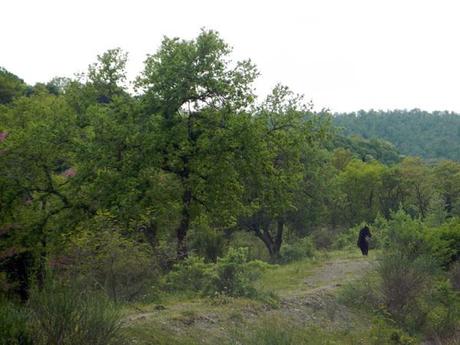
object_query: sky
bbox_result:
[2,0,460,113]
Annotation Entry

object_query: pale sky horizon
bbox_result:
[2,0,460,113]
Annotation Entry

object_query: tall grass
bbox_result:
[28,281,123,345]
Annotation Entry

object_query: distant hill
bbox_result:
[331,134,401,164]
[333,109,460,161]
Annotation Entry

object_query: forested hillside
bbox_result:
[1,31,459,345]
[333,109,460,161]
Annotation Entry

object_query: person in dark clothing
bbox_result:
[357,226,372,256]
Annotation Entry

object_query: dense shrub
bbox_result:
[0,298,32,345]
[425,219,460,268]
[189,223,225,262]
[311,228,334,249]
[279,236,315,263]
[421,280,460,339]
[229,231,270,261]
[213,247,269,297]
[378,252,437,318]
[166,255,216,293]
[152,240,177,272]
[68,228,158,302]
[368,319,417,345]
[337,273,381,310]
[166,247,270,298]
[383,210,428,258]
[28,281,122,345]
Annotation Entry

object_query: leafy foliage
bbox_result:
[0,67,27,104]
[279,236,315,263]
[0,298,32,345]
[167,247,270,297]
[425,219,460,268]
[66,220,158,302]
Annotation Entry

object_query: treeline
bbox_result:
[333,109,460,161]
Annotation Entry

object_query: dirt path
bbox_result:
[125,254,376,328]
[274,256,376,328]
[302,256,375,293]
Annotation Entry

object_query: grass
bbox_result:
[256,249,379,296]
[255,256,317,295]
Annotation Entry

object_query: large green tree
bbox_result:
[136,30,259,258]
[0,89,81,296]
[238,85,331,258]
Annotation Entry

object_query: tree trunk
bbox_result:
[177,187,192,260]
[274,219,284,255]
[140,221,158,250]
[255,220,284,261]
[445,195,453,214]
[36,237,47,291]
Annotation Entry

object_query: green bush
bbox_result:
[152,240,177,272]
[0,298,32,345]
[229,231,270,261]
[189,223,225,262]
[279,236,315,263]
[28,281,122,345]
[166,255,216,293]
[213,247,269,297]
[311,227,334,249]
[371,214,391,248]
[384,210,428,258]
[421,280,460,339]
[369,319,417,345]
[378,252,437,318]
[166,248,270,298]
[425,219,460,268]
[338,273,381,310]
[69,228,158,302]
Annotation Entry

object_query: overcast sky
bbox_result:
[2,0,460,113]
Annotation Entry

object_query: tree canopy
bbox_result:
[333,109,460,161]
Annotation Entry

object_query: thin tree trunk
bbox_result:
[177,187,192,260]
[273,219,284,256]
[255,222,283,261]
[36,237,47,291]
[141,221,158,250]
[254,227,274,257]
